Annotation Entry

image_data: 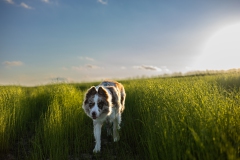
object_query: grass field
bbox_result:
[1,72,240,160]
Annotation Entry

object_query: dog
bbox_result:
[82,80,126,153]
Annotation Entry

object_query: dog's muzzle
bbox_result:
[92,112,97,119]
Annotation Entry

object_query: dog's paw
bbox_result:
[93,145,101,153]
[113,132,120,142]
[113,136,120,142]
[113,128,120,142]
[93,147,100,153]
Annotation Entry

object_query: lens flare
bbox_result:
[194,23,240,70]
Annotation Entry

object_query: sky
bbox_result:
[1,0,240,86]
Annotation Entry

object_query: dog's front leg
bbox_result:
[113,118,120,142]
[93,122,102,153]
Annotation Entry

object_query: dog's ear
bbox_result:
[98,87,108,98]
[106,87,118,105]
[85,86,97,100]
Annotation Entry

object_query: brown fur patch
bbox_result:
[100,80,126,113]
[106,86,118,105]
[98,86,108,99]
[97,95,109,106]
[84,86,97,104]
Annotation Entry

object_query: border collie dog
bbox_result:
[82,80,126,153]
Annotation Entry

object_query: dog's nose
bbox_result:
[92,112,97,119]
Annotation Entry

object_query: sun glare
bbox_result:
[194,23,240,70]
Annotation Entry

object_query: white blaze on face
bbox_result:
[90,94,99,119]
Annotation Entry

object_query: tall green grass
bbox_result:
[0,73,240,159]
[0,86,31,152]
[123,77,240,159]
[31,84,94,160]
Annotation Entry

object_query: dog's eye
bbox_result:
[89,102,95,108]
[98,102,104,109]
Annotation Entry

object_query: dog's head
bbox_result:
[82,86,112,120]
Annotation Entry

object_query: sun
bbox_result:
[194,23,240,70]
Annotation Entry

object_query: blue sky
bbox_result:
[1,0,240,86]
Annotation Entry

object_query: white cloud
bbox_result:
[161,66,171,73]
[97,0,108,5]
[133,65,172,73]
[86,64,103,69]
[86,57,95,61]
[20,2,34,9]
[133,65,162,72]
[5,0,14,4]
[3,61,24,67]
[72,64,103,71]
[4,0,35,9]
[41,0,59,5]
[78,56,95,61]
[41,0,50,3]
